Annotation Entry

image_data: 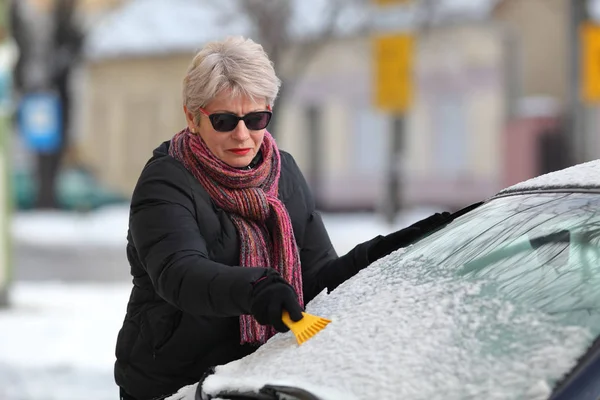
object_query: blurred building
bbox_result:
[79,0,513,211]
[492,0,575,188]
[493,0,569,102]
[78,0,593,211]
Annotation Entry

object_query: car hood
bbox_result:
[194,247,594,400]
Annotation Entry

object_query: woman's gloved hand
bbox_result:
[367,211,452,263]
[308,211,455,296]
[250,270,304,332]
[409,212,452,232]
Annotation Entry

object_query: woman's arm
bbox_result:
[129,158,268,317]
[280,153,380,303]
[286,153,449,303]
[300,209,381,302]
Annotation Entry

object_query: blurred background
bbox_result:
[1,0,600,398]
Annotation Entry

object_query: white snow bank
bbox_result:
[0,282,131,400]
[10,202,438,253]
[11,204,130,247]
[0,282,130,368]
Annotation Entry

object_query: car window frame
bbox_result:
[549,335,600,399]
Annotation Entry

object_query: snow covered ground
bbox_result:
[1,205,438,400]
[0,283,131,400]
[10,204,437,254]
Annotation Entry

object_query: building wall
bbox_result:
[493,0,569,102]
[502,116,562,188]
[80,54,190,195]
[276,25,507,209]
[405,23,507,207]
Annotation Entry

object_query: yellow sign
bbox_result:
[581,23,600,103]
[373,34,413,113]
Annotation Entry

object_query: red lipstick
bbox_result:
[229,148,251,156]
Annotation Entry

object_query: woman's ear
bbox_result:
[183,105,197,133]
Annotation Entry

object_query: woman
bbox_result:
[115,36,450,400]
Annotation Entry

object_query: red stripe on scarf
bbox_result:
[169,128,304,344]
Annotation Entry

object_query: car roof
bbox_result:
[496,159,600,196]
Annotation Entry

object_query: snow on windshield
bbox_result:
[172,244,593,400]
[500,159,600,194]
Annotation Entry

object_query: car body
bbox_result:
[12,167,126,211]
[169,160,600,400]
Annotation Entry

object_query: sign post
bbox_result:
[374,34,413,112]
[18,91,62,153]
[0,1,13,307]
[581,22,600,103]
[372,0,414,224]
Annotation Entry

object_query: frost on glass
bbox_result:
[198,193,600,400]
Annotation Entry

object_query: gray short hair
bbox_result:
[183,36,281,122]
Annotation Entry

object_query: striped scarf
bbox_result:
[168,128,304,344]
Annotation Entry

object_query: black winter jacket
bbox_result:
[115,141,378,399]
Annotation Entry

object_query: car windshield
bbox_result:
[200,192,600,400]
[407,192,600,335]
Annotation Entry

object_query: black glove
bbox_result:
[409,212,452,232]
[249,269,304,333]
[367,211,452,263]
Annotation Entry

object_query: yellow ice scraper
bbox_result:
[281,311,331,345]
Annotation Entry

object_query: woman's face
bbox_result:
[185,91,269,168]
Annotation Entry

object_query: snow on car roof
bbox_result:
[168,247,593,400]
[498,159,600,195]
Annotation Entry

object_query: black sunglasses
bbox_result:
[199,108,272,132]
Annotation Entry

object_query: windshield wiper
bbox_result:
[200,384,323,400]
[529,229,571,248]
[458,230,573,276]
[260,385,322,400]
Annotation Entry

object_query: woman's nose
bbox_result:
[231,120,250,141]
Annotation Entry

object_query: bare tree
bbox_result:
[10,0,84,209]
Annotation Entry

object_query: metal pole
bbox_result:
[307,105,323,208]
[0,110,9,308]
[385,114,404,224]
[0,1,13,307]
[569,0,587,163]
[0,48,9,305]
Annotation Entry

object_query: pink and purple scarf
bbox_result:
[169,128,303,344]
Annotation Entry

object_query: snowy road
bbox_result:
[0,283,131,400]
[13,243,130,282]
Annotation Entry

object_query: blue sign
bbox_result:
[19,92,62,153]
